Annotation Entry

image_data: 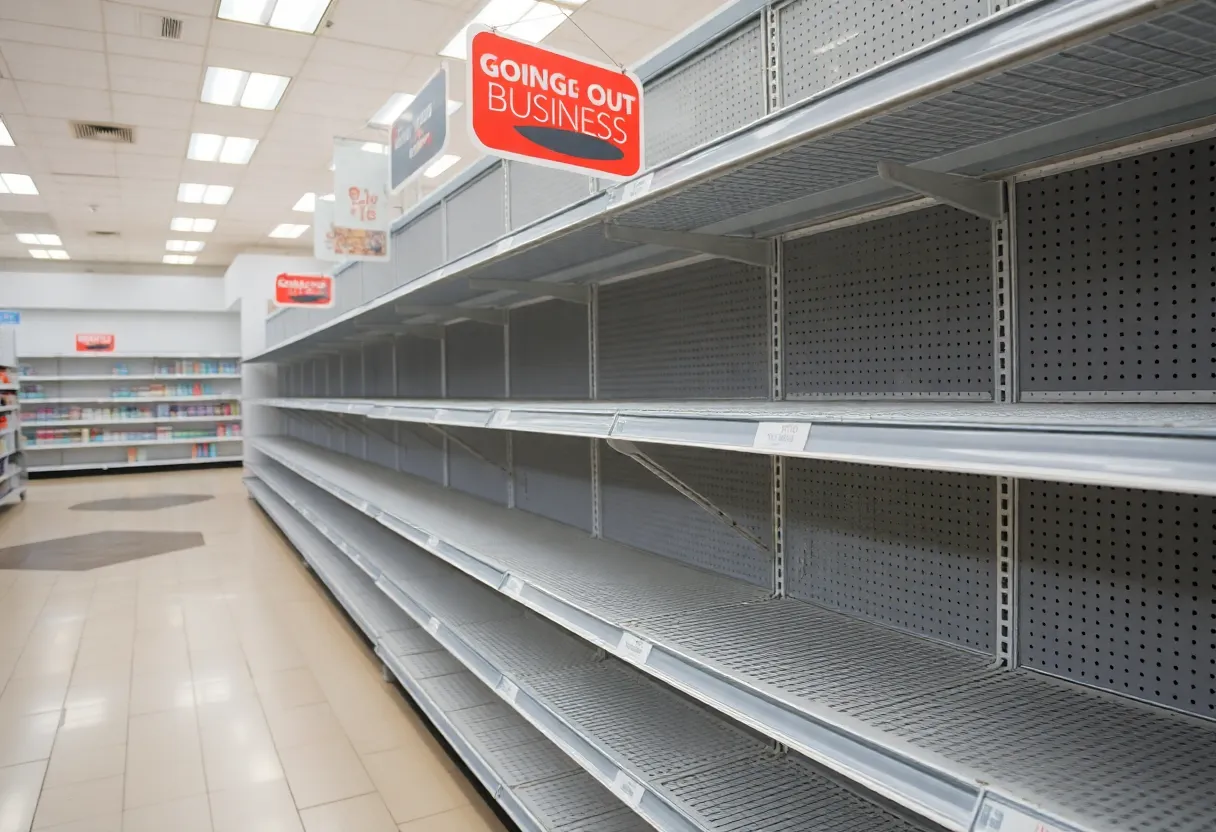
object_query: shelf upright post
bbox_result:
[440,197,451,489]
[504,313,515,509]
[360,342,368,461]
[589,284,602,539]
[992,178,1019,669]
[391,336,400,473]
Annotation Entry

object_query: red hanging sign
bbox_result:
[467,27,644,180]
[274,274,334,308]
[75,333,115,352]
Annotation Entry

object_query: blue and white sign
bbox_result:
[0,311,20,325]
[390,67,450,192]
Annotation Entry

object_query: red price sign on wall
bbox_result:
[467,27,644,180]
[274,274,333,308]
[75,333,115,352]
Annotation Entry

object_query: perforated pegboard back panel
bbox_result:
[1017,139,1216,400]
[784,205,994,399]
[509,301,589,400]
[785,459,995,651]
[447,426,508,506]
[393,423,445,484]
[779,0,990,107]
[446,322,505,399]
[644,21,765,167]
[395,335,442,398]
[513,433,592,532]
[600,441,772,587]
[363,341,394,397]
[445,165,506,261]
[507,161,591,230]
[598,260,768,400]
[400,207,444,285]
[324,354,342,398]
[1019,481,1216,718]
[340,349,362,397]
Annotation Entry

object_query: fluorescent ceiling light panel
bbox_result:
[0,173,38,195]
[269,223,308,238]
[0,117,13,147]
[163,254,197,265]
[166,240,205,252]
[440,0,583,59]
[218,0,332,33]
[47,250,69,260]
[201,67,290,110]
[293,193,316,212]
[177,184,233,205]
[29,249,69,259]
[368,93,463,127]
[424,154,461,178]
[170,217,217,233]
[28,249,49,259]
[188,133,258,164]
[16,234,61,245]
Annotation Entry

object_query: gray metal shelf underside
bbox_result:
[254,460,933,832]
[258,397,1216,496]
[251,0,1216,363]
[245,476,650,832]
[255,435,1216,832]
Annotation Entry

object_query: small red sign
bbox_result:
[275,274,334,308]
[467,27,644,180]
[75,333,115,353]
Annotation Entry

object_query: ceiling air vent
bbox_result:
[160,16,183,40]
[71,122,135,144]
[88,231,120,237]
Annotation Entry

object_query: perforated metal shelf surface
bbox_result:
[245,475,648,832]
[260,396,1216,496]
[254,437,1216,832]
[255,460,936,832]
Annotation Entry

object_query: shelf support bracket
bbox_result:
[876,161,1005,221]
[426,425,509,473]
[466,278,590,305]
[395,305,507,326]
[606,439,769,551]
[602,224,774,267]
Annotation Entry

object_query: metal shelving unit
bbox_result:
[244,1,1216,831]
[0,337,25,506]
[19,353,242,474]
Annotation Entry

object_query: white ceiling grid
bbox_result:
[0,0,725,271]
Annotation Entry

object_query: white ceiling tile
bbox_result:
[281,79,396,120]
[110,54,202,86]
[113,92,195,129]
[0,79,22,113]
[322,0,467,54]
[203,46,306,79]
[306,37,416,75]
[41,147,119,177]
[106,32,205,63]
[0,41,109,88]
[0,21,106,51]
[190,105,275,138]
[114,126,189,157]
[115,152,183,180]
[0,0,104,31]
[14,82,112,122]
[120,0,215,14]
[209,19,315,60]
[101,2,209,44]
[179,159,246,184]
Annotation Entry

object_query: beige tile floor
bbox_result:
[0,468,508,832]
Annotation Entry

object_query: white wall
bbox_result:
[0,271,230,312]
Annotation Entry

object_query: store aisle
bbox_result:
[0,469,507,832]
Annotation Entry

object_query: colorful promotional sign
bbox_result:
[467,27,644,180]
[391,67,450,192]
[274,274,334,308]
[314,198,341,262]
[0,311,19,325]
[76,333,115,352]
[333,138,391,261]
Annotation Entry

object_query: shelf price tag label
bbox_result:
[611,770,646,809]
[975,800,1069,832]
[752,422,811,452]
[494,235,516,256]
[495,676,519,703]
[617,632,652,665]
[502,575,526,599]
[614,172,654,205]
[426,534,439,549]
[424,617,441,636]
[489,409,512,428]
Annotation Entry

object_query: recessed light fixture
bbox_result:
[177,183,233,205]
[16,233,61,246]
[360,142,387,154]
[166,240,205,253]
[0,117,13,147]
[201,67,290,110]
[440,0,585,60]
[424,154,461,178]
[217,0,333,34]
[170,217,217,233]
[0,173,38,195]
[163,254,197,265]
[29,249,69,260]
[269,223,308,239]
[187,133,259,164]
[367,93,463,127]
[291,193,333,212]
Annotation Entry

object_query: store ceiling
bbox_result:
[0,0,723,271]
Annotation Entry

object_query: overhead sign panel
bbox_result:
[75,334,114,353]
[391,67,450,192]
[467,27,644,180]
[333,138,391,261]
[274,274,334,308]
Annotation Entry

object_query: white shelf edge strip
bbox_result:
[0,466,22,485]
[253,437,983,832]
[20,374,241,382]
[25,436,243,450]
[258,398,1216,497]
[24,415,242,428]
[245,479,555,832]
[254,465,714,832]
[22,395,240,405]
[29,456,243,473]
